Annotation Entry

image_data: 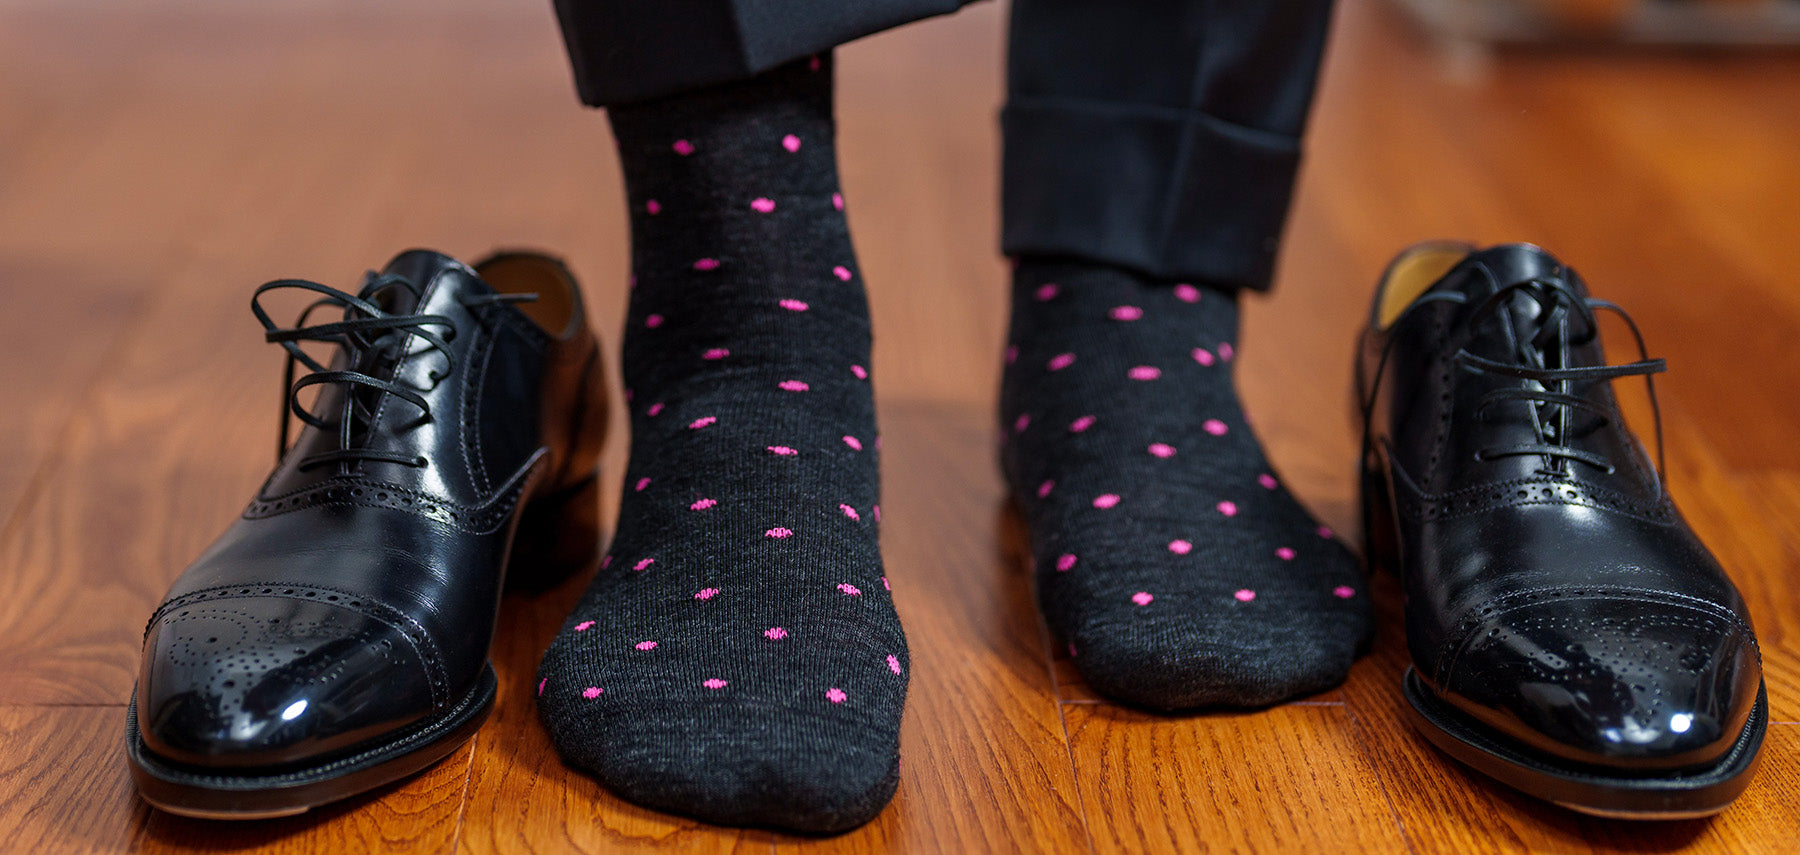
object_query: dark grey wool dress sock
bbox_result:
[1001,259,1372,711]
[536,55,909,835]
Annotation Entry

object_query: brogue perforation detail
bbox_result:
[244,459,540,535]
[148,583,452,706]
[1430,586,1758,691]
[1390,459,1675,525]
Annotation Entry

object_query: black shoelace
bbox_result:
[250,272,533,472]
[1455,275,1665,478]
[1365,270,1667,486]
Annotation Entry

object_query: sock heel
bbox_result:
[507,472,602,593]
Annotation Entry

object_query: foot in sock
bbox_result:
[1000,260,1372,710]
[537,55,909,834]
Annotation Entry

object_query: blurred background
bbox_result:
[1,0,1798,852]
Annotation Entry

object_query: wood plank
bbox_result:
[0,707,150,855]
[1063,702,1407,853]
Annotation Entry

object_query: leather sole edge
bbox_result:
[1401,666,1766,818]
[125,663,497,819]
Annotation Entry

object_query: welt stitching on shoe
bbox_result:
[1431,586,1756,689]
[147,583,451,706]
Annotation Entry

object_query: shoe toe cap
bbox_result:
[1439,598,1761,770]
[136,596,438,769]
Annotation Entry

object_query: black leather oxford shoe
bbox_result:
[1357,243,1765,818]
[127,250,608,818]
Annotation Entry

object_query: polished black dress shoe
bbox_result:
[1356,242,1765,818]
[127,250,609,818]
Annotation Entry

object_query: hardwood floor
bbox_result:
[2,0,1798,851]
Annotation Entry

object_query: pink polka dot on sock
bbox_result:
[635,640,658,651]
[1004,345,1018,364]
[1069,415,1096,433]
[1148,442,1176,458]
[693,258,720,271]
[1035,283,1058,301]
[690,498,716,511]
[881,575,889,589]
[583,686,604,698]
[873,505,881,522]
[840,503,860,520]
[766,527,793,539]
[600,555,613,569]
[538,678,547,696]
[1220,343,1235,361]
[1203,419,1228,436]
[634,558,655,572]
[634,477,651,491]
[574,620,595,631]
[1110,305,1143,321]
[1037,480,1055,497]
[768,445,798,456]
[778,379,809,392]
[1217,500,1238,517]
[833,265,853,281]
[1334,585,1357,599]
[751,197,777,213]
[1048,352,1076,371]
[782,134,802,152]
[764,627,788,640]
[694,587,719,600]
[887,655,902,675]
[645,314,663,328]
[826,687,847,704]
[1014,414,1031,434]
[832,192,844,210]
[646,199,661,214]
[779,298,809,312]
[1168,539,1192,555]
[843,435,863,451]
[851,364,868,379]
[837,583,862,596]
[1275,547,1296,560]
[672,139,695,155]
[1318,525,1335,539]
[1235,589,1257,602]
[1093,493,1121,509]
[702,347,728,360]
[1258,473,1279,489]
[688,416,716,429]
[704,678,728,689]
[1192,347,1216,367]
[1131,591,1154,606]
[646,402,664,416]
[1174,283,1201,303]
[1128,365,1161,381]
[1055,553,1078,572]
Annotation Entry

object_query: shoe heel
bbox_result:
[506,472,602,593]
[1360,457,1401,577]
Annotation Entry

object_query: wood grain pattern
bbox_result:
[3,0,1800,851]
[1064,703,1409,853]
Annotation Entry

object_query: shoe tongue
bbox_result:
[367,249,474,314]
[1459,243,1571,299]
